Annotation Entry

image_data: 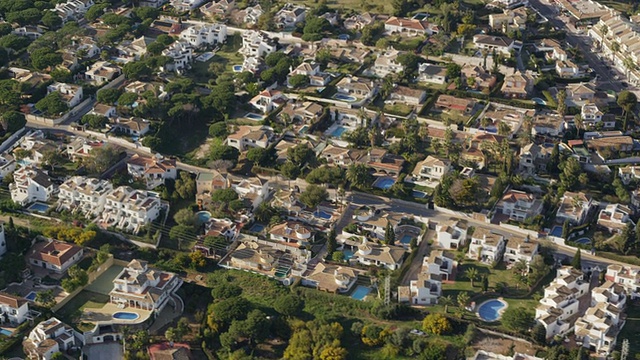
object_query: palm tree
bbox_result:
[465,267,479,287]
[574,113,583,137]
[623,57,636,78]
[513,259,529,278]
[440,295,453,313]
[419,123,430,142]
[600,24,608,51]
[611,41,620,63]
[346,163,371,189]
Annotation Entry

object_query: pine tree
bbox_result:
[325,228,337,260]
[8,217,14,230]
[561,220,571,239]
[481,275,489,292]
[385,222,395,245]
[571,248,582,270]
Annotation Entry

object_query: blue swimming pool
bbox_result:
[575,237,591,245]
[245,112,264,120]
[333,93,357,102]
[233,65,243,72]
[351,285,371,301]
[313,210,332,219]
[113,312,139,320]
[412,190,426,198]
[196,211,211,225]
[400,234,413,245]
[25,291,37,301]
[0,329,12,336]
[249,223,265,233]
[374,177,396,190]
[477,299,507,322]
[343,249,354,260]
[27,203,49,213]
[329,126,348,138]
[550,226,563,237]
[337,34,350,40]
[532,97,546,106]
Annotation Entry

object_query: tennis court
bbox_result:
[84,265,124,295]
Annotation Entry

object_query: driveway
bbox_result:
[83,342,123,360]
[399,229,434,286]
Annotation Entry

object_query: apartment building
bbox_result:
[606,264,640,299]
[57,176,114,217]
[99,186,162,233]
[597,203,632,234]
[23,318,81,360]
[161,41,193,73]
[435,220,468,249]
[54,0,94,21]
[179,23,227,48]
[468,227,506,263]
[10,166,54,206]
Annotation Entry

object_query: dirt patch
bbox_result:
[472,334,538,356]
[193,138,212,159]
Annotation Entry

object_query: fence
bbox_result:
[26,97,94,126]
[51,255,116,312]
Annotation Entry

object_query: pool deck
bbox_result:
[81,303,151,325]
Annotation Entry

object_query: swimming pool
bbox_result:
[575,237,591,245]
[249,223,265,233]
[196,211,211,225]
[328,126,348,138]
[313,210,332,220]
[299,125,309,134]
[232,65,243,72]
[343,249,354,260]
[27,202,49,213]
[332,93,357,102]
[337,34,350,40]
[400,234,413,245]
[477,299,508,322]
[245,112,264,120]
[412,190,426,198]
[373,177,396,190]
[351,285,371,301]
[531,97,546,106]
[0,329,12,336]
[113,312,139,320]
[550,226,563,237]
[25,291,37,301]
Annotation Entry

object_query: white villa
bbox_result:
[269,221,315,248]
[161,41,194,74]
[0,293,30,325]
[606,264,640,299]
[302,263,360,293]
[536,267,589,339]
[57,176,114,218]
[228,174,270,211]
[352,237,405,270]
[10,166,55,206]
[27,240,84,274]
[46,82,83,108]
[372,50,404,78]
[84,61,121,85]
[240,31,277,58]
[226,125,275,152]
[179,23,227,48]
[410,156,451,184]
[435,220,468,249]
[556,191,593,225]
[574,281,626,355]
[99,186,163,233]
[23,318,81,360]
[495,190,544,223]
[597,203,632,234]
[618,165,640,185]
[126,154,177,189]
[503,236,539,266]
[468,227,506,263]
[110,259,182,313]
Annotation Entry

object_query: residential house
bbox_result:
[125,81,163,97]
[195,171,227,207]
[54,0,94,21]
[269,221,315,248]
[468,228,506,263]
[388,86,426,106]
[566,82,596,103]
[319,12,339,26]
[435,95,476,114]
[240,30,277,58]
[555,60,582,78]
[501,72,533,98]
[462,65,497,91]
[329,106,377,129]
[352,211,401,240]
[28,240,83,274]
[46,82,83,108]
[161,40,193,73]
[416,63,448,84]
[605,264,640,299]
[353,238,405,270]
[117,36,152,62]
[10,166,54,206]
[126,154,177,189]
[109,117,151,136]
[200,0,235,18]
[179,23,227,48]
[372,50,404,78]
[423,250,454,280]
[99,187,162,233]
[85,61,121,85]
[226,125,275,152]
[69,36,101,59]
[503,236,539,266]
[618,165,640,185]
[287,62,330,86]
[488,7,527,30]
[574,281,626,355]
[0,155,15,182]
[518,143,552,175]
[320,145,364,167]
[90,103,116,119]
[384,17,438,36]
[496,190,544,223]
[109,259,182,313]
[343,12,374,30]
[170,0,205,11]
[587,136,634,155]
[335,76,376,99]
[0,293,30,325]
[435,220,468,249]
[410,155,451,183]
[13,26,44,40]
[279,101,324,123]
[249,90,285,114]
[23,318,81,360]
[535,38,568,61]
[532,113,565,136]
[239,5,263,26]
[398,272,442,305]
[57,176,114,217]
[597,203,632,233]
[302,263,360,293]
[473,35,515,56]
[366,149,405,176]
[536,267,589,339]
[469,351,543,360]
[274,3,307,29]
[65,138,102,161]
[227,174,269,211]
[148,343,193,360]
[581,103,612,128]
[556,191,593,225]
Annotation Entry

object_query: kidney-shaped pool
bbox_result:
[477,299,508,322]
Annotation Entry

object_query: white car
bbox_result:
[410,329,426,336]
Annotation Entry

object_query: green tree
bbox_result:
[562,219,571,239]
[209,122,228,138]
[557,89,567,116]
[457,291,470,311]
[97,88,122,104]
[42,11,62,29]
[281,161,300,180]
[422,313,452,335]
[384,221,395,245]
[346,163,372,189]
[210,144,240,165]
[302,17,330,41]
[617,90,637,131]
[288,74,309,88]
[571,248,581,270]
[1,111,26,133]
[532,323,547,344]
[465,266,479,287]
[332,251,345,262]
[501,307,534,333]
[481,275,489,292]
[439,295,453,313]
[174,208,195,227]
[299,185,328,209]
[85,145,121,175]
[35,92,68,117]
[326,228,337,260]
[560,157,582,191]
[117,92,138,107]
[273,295,304,317]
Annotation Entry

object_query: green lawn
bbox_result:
[56,290,109,323]
[617,302,640,354]
[384,102,414,116]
